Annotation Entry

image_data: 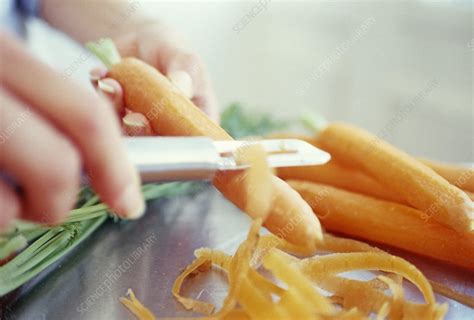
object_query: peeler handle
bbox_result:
[123,137,220,182]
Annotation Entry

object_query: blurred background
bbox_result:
[27,0,473,162]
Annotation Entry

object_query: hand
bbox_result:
[0,31,145,231]
[90,22,219,134]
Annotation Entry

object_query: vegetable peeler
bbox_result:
[122,136,331,182]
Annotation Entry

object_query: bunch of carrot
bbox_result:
[88,39,473,271]
[276,123,474,270]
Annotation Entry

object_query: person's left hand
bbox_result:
[89,22,219,135]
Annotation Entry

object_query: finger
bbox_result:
[0,33,145,219]
[160,50,220,122]
[98,78,125,116]
[167,70,193,99]
[0,179,21,231]
[89,66,108,84]
[0,89,80,224]
[123,112,153,136]
[192,85,220,123]
[115,32,219,121]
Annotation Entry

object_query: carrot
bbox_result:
[269,132,407,203]
[314,122,473,233]
[87,40,322,246]
[277,161,406,204]
[418,158,474,193]
[467,191,474,201]
[272,132,474,206]
[288,180,474,270]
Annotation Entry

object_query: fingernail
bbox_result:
[123,113,146,127]
[116,183,146,219]
[167,70,194,98]
[98,79,116,94]
[89,73,101,82]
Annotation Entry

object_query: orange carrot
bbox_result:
[288,180,474,270]
[104,57,322,246]
[269,133,405,203]
[418,158,474,193]
[272,131,474,206]
[467,191,474,202]
[277,161,406,204]
[315,122,473,233]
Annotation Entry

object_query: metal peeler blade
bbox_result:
[120,137,331,182]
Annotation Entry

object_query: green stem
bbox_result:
[0,235,27,260]
[299,113,328,135]
[86,38,121,69]
[0,216,107,295]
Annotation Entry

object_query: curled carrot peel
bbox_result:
[171,256,214,315]
[298,252,435,304]
[429,281,474,308]
[124,221,450,319]
[314,122,473,233]
[169,222,448,319]
[119,289,156,320]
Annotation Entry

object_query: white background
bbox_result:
[27,0,473,162]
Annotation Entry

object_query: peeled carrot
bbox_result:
[288,180,474,270]
[271,132,469,206]
[467,191,474,201]
[277,160,406,204]
[315,122,473,233]
[418,158,474,193]
[103,56,322,246]
[268,133,404,202]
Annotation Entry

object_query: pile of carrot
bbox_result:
[274,124,474,270]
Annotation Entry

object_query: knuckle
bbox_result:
[179,53,203,73]
[75,95,109,135]
[42,141,81,191]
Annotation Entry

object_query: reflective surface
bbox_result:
[1,186,473,319]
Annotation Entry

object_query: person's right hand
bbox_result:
[0,31,145,231]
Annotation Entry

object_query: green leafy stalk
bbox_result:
[0,235,27,260]
[0,182,201,296]
[220,103,289,139]
[299,112,328,134]
[86,38,121,69]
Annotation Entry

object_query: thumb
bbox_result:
[163,50,204,97]
[167,70,194,99]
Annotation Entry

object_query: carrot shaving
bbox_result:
[234,143,275,220]
[171,256,215,315]
[124,227,449,320]
[429,280,474,308]
[211,218,263,318]
[319,233,384,254]
[263,248,335,316]
[376,302,390,320]
[298,252,435,304]
[378,275,404,319]
[119,289,156,320]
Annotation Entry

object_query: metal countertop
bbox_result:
[2,186,473,319]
